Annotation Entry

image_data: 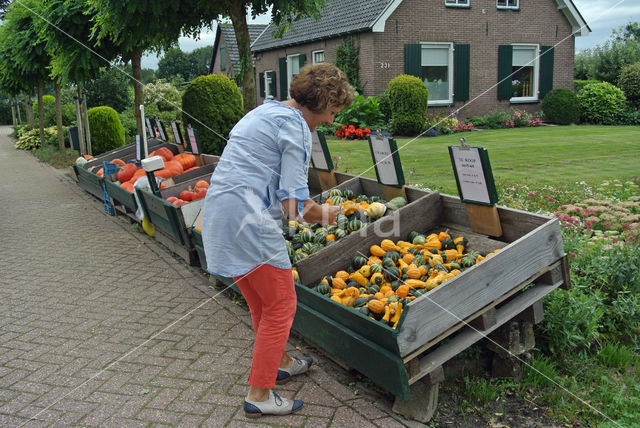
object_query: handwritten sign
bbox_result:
[145,117,155,139]
[170,120,184,148]
[368,134,405,187]
[448,145,498,205]
[310,130,333,171]
[155,118,167,141]
[186,126,199,155]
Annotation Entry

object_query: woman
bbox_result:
[201,63,353,417]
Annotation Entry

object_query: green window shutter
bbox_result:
[404,44,421,77]
[299,54,306,68]
[454,44,470,101]
[220,44,226,71]
[497,45,513,100]
[258,72,265,98]
[279,57,288,100]
[268,71,277,97]
[539,46,554,100]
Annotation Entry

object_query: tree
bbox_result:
[84,66,132,112]
[0,0,52,147]
[88,0,220,136]
[157,48,192,81]
[0,0,11,18]
[612,21,640,42]
[188,46,213,79]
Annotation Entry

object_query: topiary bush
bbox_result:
[577,82,626,124]
[388,74,428,136]
[181,74,243,155]
[541,88,581,125]
[87,106,125,155]
[573,79,601,93]
[617,62,640,108]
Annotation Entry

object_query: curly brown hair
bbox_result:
[289,63,354,113]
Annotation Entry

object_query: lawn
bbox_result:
[326,125,640,195]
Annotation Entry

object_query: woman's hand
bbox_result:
[283,199,340,225]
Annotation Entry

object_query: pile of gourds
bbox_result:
[310,230,500,329]
[284,189,407,265]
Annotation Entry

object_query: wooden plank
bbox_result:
[465,203,503,237]
[155,228,199,265]
[298,191,442,286]
[398,218,564,356]
[469,307,497,330]
[518,300,544,324]
[408,281,560,385]
[315,170,338,190]
[104,179,137,210]
[292,300,410,400]
[382,185,407,202]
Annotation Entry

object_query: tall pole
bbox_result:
[75,88,86,155]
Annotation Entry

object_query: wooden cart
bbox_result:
[292,190,569,421]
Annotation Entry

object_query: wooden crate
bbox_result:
[293,191,568,400]
[73,140,173,201]
[104,154,219,214]
[136,172,215,265]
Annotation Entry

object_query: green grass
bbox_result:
[327,125,640,194]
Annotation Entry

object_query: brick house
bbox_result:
[247,0,589,118]
[209,22,268,80]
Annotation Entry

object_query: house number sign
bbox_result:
[380,62,390,69]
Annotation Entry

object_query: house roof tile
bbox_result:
[251,0,396,52]
[219,23,268,70]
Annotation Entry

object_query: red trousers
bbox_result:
[234,264,297,389]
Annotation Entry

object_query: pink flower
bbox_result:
[527,192,536,197]
[569,253,577,258]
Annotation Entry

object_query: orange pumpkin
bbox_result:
[111,158,125,166]
[117,163,138,183]
[194,180,210,189]
[367,299,386,314]
[120,181,134,192]
[174,153,197,170]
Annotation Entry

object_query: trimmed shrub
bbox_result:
[573,79,600,93]
[181,74,243,155]
[87,106,125,155]
[617,62,640,108]
[541,88,581,125]
[577,82,626,124]
[388,74,428,136]
[334,92,384,130]
[377,90,392,124]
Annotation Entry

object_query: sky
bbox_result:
[141,0,639,70]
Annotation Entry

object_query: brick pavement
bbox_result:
[0,126,417,427]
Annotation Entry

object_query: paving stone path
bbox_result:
[0,126,417,427]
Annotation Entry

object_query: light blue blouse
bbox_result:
[201,100,311,278]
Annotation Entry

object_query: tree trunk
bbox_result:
[229,1,256,113]
[54,80,64,151]
[25,94,35,129]
[131,50,144,136]
[11,101,17,126]
[16,97,22,125]
[37,79,45,149]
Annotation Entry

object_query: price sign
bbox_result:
[448,145,498,205]
[186,126,199,155]
[170,120,184,148]
[145,117,155,139]
[368,134,405,187]
[155,118,168,141]
[310,130,333,171]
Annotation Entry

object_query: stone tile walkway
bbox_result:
[0,126,416,427]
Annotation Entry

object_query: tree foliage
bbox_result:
[157,46,213,82]
[84,66,132,112]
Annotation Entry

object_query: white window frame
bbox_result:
[445,0,470,7]
[312,50,325,65]
[497,0,519,10]
[421,42,454,106]
[286,54,302,99]
[264,70,274,100]
[510,44,539,103]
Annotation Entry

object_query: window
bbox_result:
[497,0,518,9]
[264,70,276,99]
[420,43,454,105]
[312,50,325,65]
[511,44,539,102]
[219,44,226,71]
[285,54,306,98]
[445,0,469,6]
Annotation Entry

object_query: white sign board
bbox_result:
[170,121,183,147]
[450,146,491,204]
[186,127,199,155]
[310,131,330,171]
[369,134,401,186]
[155,118,167,141]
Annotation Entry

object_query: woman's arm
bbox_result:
[282,199,339,225]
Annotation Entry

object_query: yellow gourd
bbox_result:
[370,245,386,257]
